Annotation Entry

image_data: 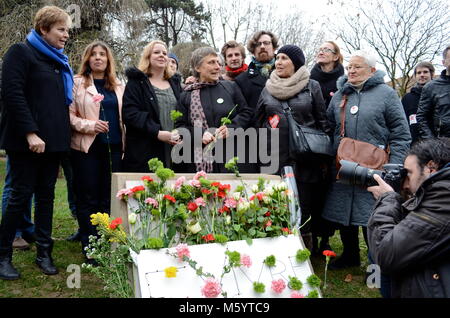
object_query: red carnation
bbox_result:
[322,250,337,258]
[163,194,176,203]
[131,185,145,193]
[217,191,226,198]
[201,189,211,195]
[218,206,230,214]
[141,176,153,182]
[202,233,215,242]
[211,182,221,187]
[219,184,231,191]
[282,227,291,234]
[187,202,198,212]
[265,211,271,217]
[109,217,122,230]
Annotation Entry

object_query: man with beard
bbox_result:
[221,40,248,81]
[402,62,435,144]
[235,31,279,111]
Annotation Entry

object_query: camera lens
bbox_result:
[338,160,382,188]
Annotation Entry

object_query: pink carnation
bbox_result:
[201,278,221,298]
[271,279,286,294]
[174,176,186,189]
[92,94,104,103]
[224,197,237,209]
[291,291,305,298]
[194,197,206,207]
[116,188,131,200]
[189,179,201,188]
[175,243,190,261]
[240,254,252,268]
[193,170,207,180]
[144,197,159,208]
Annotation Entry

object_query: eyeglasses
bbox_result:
[317,48,336,54]
[345,65,368,71]
[256,41,272,48]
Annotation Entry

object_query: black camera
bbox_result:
[337,160,407,192]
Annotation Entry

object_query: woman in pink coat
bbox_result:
[69,41,125,261]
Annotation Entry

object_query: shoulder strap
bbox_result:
[339,95,348,137]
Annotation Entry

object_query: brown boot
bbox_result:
[12,237,30,250]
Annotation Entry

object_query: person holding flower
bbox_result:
[176,46,253,173]
[255,45,332,251]
[68,41,125,260]
[0,6,73,279]
[122,40,182,172]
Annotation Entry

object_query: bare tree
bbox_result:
[332,0,450,96]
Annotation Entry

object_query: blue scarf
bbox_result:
[26,29,74,106]
[251,57,275,78]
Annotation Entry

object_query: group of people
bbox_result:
[0,5,448,298]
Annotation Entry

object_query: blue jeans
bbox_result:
[1,157,34,238]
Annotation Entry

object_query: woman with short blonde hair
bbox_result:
[0,5,73,279]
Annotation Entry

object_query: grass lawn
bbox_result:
[0,158,381,298]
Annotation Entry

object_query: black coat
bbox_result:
[0,41,71,152]
[401,86,422,144]
[235,62,271,125]
[176,80,253,173]
[256,79,331,181]
[122,67,182,172]
[368,167,450,298]
[417,70,450,138]
[310,63,344,108]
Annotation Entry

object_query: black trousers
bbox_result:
[297,181,335,238]
[70,139,122,253]
[339,224,368,260]
[0,151,61,256]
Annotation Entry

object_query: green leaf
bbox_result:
[245,238,253,245]
[233,224,241,232]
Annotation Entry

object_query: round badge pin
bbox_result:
[217,98,224,104]
[350,105,359,115]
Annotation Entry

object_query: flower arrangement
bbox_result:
[116,158,292,252]
[85,157,317,298]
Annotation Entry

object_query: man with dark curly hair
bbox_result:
[235,31,279,112]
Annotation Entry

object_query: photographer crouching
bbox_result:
[366,138,450,298]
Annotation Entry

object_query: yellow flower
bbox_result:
[164,266,177,278]
[90,213,110,228]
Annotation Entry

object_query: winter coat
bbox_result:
[235,62,271,124]
[322,70,411,226]
[122,67,182,172]
[416,70,450,138]
[256,79,331,181]
[176,80,253,173]
[0,41,71,152]
[368,166,450,298]
[401,85,423,144]
[310,63,345,108]
[69,75,125,153]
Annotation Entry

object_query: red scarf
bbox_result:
[225,64,248,79]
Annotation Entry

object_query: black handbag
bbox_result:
[281,100,334,158]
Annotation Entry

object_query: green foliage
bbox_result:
[307,290,319,298]
[253,282,266,293]
[288,276,303,291]
[145,237,164,249]
[156,168,175,183]
[215,234,229,244]
[225,250,241,267]
[148,158,164,172]
[264,255,276,267]
[307,274,322,288]
[170,110,183,122]
[296,249,311,263]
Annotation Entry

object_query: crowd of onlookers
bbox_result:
[0,5,449,298]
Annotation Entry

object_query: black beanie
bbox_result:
[277,45,305,71]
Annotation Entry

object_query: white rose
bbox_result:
[232,192,241,201]
[128,213,137,225]
[251,184,259,193]
[187,222,202,234]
